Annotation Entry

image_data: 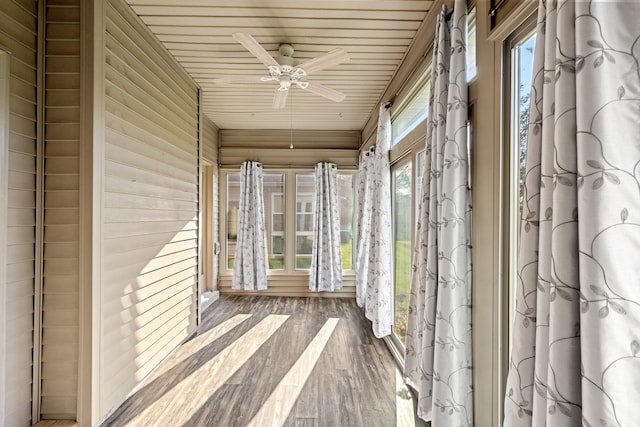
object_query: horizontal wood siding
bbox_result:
[101,0,199,417]
[41,0,80,419]
[218,277,356,298]
[219,129,360,168]
[201,115,217,164]
[1,0,37,425]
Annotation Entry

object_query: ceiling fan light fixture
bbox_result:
[278,43,294,57]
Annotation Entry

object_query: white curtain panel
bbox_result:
[355,148,373,306]
[309,162,343,292]
[403,1,473,425]
[362,103,394,339]
[232,161,268,291]
[504,2,640,426]
[354,109,392,336]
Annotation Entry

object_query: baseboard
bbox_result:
[200,290,220,312]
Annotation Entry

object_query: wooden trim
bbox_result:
[77,0,104,424]
[219,129,360,150]
[219,148,359,169]
[487,0,537,42]
[0,48,10,427]
[472,0,504,424]
[197,88,203,325]
[32,0,46,421]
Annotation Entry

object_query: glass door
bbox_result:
[392,160,413,348]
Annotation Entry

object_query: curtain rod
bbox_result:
[219,163,358,170]
[488,0,507,17]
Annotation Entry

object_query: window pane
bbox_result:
[337,174,354,270]
[467,7,477,81]
[393,162,412,345]
[508,30,536,353]
[392,83,430,145]
[415,150,425,220]
[264,174,285,270]
[226,173,240,269]
[296,174,315,270]
[516,34,536,214]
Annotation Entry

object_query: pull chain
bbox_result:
[289,88,294,149]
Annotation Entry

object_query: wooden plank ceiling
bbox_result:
[126,0,432,131]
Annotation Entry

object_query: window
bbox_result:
[505,22,536,355]
[264,174,285,269]
[337,174,354,270]
[294,172,355,270]
[226,172,285,270]
[222,169,355,275]
[392,161,413,345]
[271,193,284,257]
[295,174,315,269]
[392,78,430,145]
[467,7,478,81]
[415,150,425,219]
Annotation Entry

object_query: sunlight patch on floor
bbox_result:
[396,367,416,427]
[246,318,340,427]
[154,313,252,376]
[125,314,289,426]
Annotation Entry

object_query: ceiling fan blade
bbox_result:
[232,33,279,69]
[272,88,289,109]
[295,49,349,75]
[212,75,268,85]
[302,82,346,103]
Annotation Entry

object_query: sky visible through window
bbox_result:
[517,34,536,214]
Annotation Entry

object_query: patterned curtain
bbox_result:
[403,1,473,425]
[232,161,267,291]
[504,2,640,426]
[309,162,343,292]
[355,148,373,306]
[363,103,393,338]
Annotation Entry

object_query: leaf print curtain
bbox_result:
[355,148,373,307]
[309,162,343,292]
[232,161,268,291]
[354,104,393,338]
[364,104,393,338]
[504,2,640,426]
[403,1,473,426]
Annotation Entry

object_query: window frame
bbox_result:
[294,183,315,271]
[270,192,284,256]
[391,68,430,147]
[390,155,414,352]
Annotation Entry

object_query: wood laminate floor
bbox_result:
[102,295,427,427]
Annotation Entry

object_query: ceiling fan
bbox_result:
[213,33,350,109]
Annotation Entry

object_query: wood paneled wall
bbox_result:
[0,1,38,425]
[42,0,80,419]
[100,0,200,417]
[201,115,218,164]
[218,276,357,299]
[219,129,360,168]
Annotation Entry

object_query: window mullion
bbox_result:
[284,170,296,273]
